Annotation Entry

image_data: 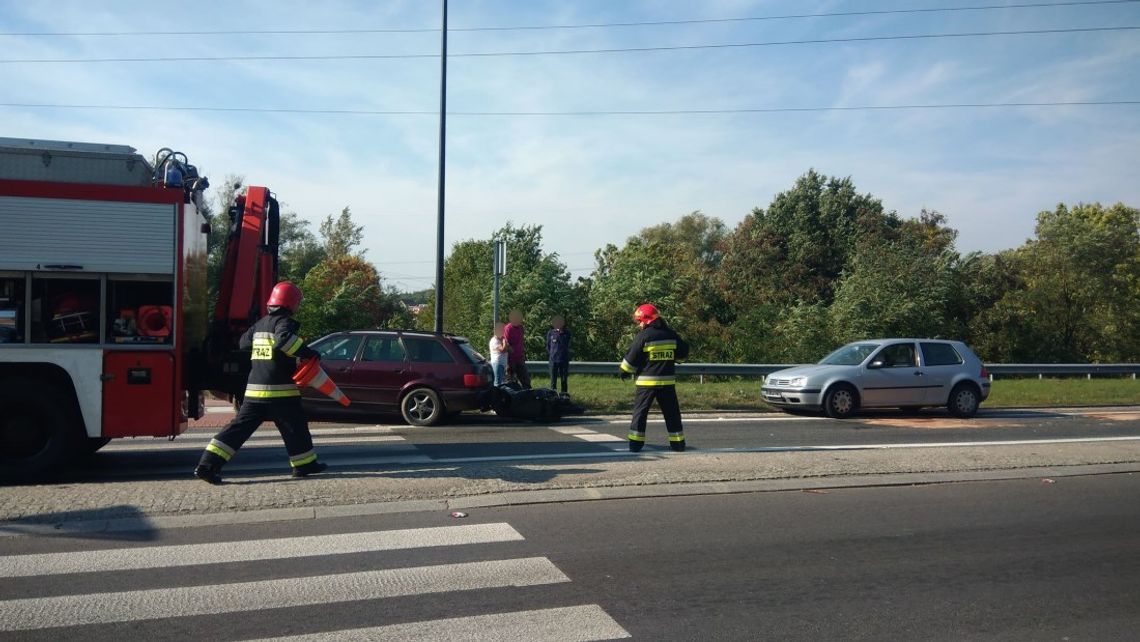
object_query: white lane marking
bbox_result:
[104,435,407,451]
[572,433,626,443]
[205,407,233,414]
[609,415,818,425]
[178,426,402,440]
[247,604,631,642]
[0,524,523,578]
[0,557,569,632]
[549,426,596,435]
[695,435,1140,454]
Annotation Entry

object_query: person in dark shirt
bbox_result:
[504,309,531,388]
[545,315,571,393]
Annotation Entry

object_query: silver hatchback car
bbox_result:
[762,339,991,418]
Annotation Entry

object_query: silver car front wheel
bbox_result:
[823,384,858,419]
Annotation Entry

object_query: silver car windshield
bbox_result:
[820,343,879,366]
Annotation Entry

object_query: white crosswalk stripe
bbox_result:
[0,522,630,639]
[0,558,568,631]
[0,523,523,577]
[248,605,631,641]
[549,426,626,444]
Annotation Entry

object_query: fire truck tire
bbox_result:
[0,380,83,483]
[81,438,112,456]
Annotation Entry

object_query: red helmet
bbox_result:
[267,281,303,312]
[633,303,659,324]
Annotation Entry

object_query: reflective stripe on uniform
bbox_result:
[635,375,676,386]
[289,450,318,468]
[668,433,686,442]
[251,332,276,360]
[619,359,636,374]
[205,439,234,461]
[245,383,301,399]
[281,334,305,356]
[245,389,301,399]
[643,340,676,362]
[627,432,646,442]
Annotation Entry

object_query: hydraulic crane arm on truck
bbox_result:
[0,138,280,482]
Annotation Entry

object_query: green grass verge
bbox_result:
[560,374,1140,413]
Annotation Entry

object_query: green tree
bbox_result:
[422,224,578,355]
[828,238,958,344]
[205,174,245,309]
[319,207,364,259]
[720,170,897,311]
[295,255,408,338]
[278,211,325,283]
[977,202,1140,361]
[583,212,733,361]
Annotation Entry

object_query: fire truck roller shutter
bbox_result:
[0,197,177,274]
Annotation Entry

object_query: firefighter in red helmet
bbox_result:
[619,303,690,452]
[195,281,327,484]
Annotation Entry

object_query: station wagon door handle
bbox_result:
[914,371,924,376]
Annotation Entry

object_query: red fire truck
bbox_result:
[0,138,281,482]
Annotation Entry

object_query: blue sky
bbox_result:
[2,0,1138,290]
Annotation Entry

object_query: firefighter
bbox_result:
[194,281,327,484]
[619,303,690,452]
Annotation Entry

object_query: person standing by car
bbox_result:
[546,315,571,393]
[194,281,328,484]
[489,322,510,386]
[619,303,689,452]
[504,309,531,388]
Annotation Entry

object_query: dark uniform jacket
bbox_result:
[619,318,690,386]
[545,328,571,364]
[240,310,318,401]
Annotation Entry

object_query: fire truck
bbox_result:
[0,138,281,482]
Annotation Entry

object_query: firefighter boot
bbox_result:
[194,461,224,485]
[628,439,644,453]
[670,439,686,453]
[292,461,328,478]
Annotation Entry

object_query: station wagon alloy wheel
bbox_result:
[401,388,443,426]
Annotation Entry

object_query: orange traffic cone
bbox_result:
[293,358,351,407]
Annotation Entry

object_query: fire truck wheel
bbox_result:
[400,388,443,426]
[0,380,82,483]
[81,438,112,456]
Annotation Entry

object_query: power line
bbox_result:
[0,25,1136,63]
[1,100,1136,116]
[0,1,1135,36]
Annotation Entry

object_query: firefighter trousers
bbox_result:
[198,397,319,469]
[628,385,685,448]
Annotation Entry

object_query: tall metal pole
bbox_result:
[433,0,448,333]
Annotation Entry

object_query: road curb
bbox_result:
[2,462,1135,538]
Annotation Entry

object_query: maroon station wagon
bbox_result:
[301,330,493,426]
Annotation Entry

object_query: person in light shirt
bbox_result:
[488,321,510,386]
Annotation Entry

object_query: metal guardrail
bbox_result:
[526,361,1140,379]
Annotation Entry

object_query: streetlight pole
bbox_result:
[433,0,448,333]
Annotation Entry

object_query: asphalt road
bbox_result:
[72,406,1140,481]
[1,473,1136,640]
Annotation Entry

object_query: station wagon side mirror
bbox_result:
[868,360,885,369]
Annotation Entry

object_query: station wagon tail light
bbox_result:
[463,373,485,388]
[980,366,990,379]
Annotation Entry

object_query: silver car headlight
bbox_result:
[789,376,808,388]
